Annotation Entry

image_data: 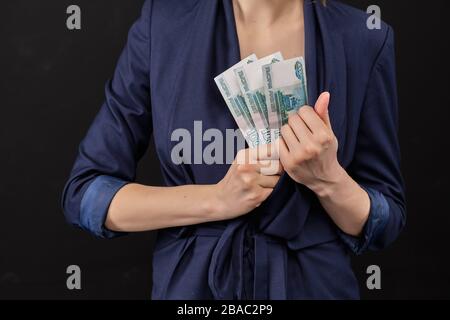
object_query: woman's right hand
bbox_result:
[105,147,283,233]
[212,148,282,220]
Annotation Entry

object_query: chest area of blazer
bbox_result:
[149,0,238,137]
[148,1,371,165]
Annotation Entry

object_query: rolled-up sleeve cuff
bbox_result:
[80,175,129,239]
[339,186,390,255]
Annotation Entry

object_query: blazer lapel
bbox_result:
[305,0,346,158]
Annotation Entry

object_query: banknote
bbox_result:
[262,56,308,128]
[214,54,260,148]
[234,52,284,144]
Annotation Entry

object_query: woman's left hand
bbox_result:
[279,92,345,196]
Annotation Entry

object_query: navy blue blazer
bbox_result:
[62,0,406,299]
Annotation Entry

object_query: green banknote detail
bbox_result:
[276,83,307,125]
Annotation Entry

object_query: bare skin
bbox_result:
[233,0,305,59]
[106,0,370,237]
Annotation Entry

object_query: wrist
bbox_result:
[202,184,226,221]
[310,162,349,199]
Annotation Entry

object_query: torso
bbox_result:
[150,0,391,299]
[232,0,305,60]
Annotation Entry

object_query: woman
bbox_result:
[62,0,406,299]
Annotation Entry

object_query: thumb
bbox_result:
[314,92,331,128]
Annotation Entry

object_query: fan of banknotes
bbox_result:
[215,52,308,148]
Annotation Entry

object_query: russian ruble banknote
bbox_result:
[262,56,308,128]
[234,52,284,144]
[215,54,308,149]
[214,54,260,148]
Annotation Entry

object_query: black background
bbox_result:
[0,0,449,299]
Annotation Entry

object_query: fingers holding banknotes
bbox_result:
[279,92,342,193]
[213,148,282,220]
[214,55,341,210]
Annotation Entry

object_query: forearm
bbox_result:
[311,165,371,237]
[105,183,222,232]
